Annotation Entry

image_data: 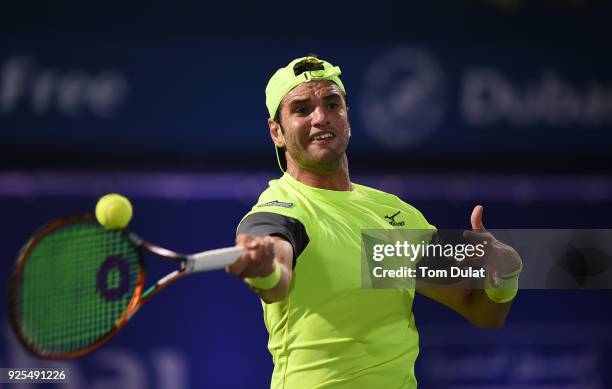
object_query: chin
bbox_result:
[305,155,345,173]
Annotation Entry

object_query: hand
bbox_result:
[226,234,277,279]
[462,205,523,287]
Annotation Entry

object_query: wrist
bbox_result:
[484,266,522,304]
[244,259,282,290]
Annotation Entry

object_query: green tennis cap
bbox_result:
[265,56,346,119]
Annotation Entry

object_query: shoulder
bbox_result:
[239,176,314,229]
[237,178,312,265]
[255,177,298,208]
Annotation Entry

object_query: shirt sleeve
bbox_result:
[236,212,309,269]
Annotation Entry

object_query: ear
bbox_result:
[268,118,285,148]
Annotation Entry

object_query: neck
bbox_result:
[286,155,352,191]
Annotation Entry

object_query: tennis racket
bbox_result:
[8,213,245,360]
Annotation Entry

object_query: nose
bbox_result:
[310,105,329,126]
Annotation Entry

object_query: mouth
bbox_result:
[309,131,336,143]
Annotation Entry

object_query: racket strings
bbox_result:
[15,221,141,355]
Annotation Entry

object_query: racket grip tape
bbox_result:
[186,246,246,273]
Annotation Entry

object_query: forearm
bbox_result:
[417,286,514,329]
[461,289,512,328]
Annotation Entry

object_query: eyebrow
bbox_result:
[323,94,342,102]
[287,98,310,107]
[287,93,342,107]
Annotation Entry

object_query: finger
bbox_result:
[470,205,485,231]
[235,234,254,246]
[264,236,276,258]
[226,262,248,276]
[226,254,251,275]
[246,237,265,249]
[251,237,275,267]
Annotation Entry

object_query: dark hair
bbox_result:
[293,56,324,76]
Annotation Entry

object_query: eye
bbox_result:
[292,104,311,115]
[327,102,340,110]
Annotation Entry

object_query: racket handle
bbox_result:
[186,246,246,273]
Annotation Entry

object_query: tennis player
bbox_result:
[227,56,523,388]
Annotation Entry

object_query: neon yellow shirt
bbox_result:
[240,173,434,389]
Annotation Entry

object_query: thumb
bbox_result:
[470,205,485,231]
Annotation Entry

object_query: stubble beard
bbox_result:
[288,137,349,175]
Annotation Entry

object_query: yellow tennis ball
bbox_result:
[95,193,133,229]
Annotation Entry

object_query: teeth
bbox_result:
[312,133,334,141]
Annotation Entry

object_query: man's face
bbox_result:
[272,80,350,173]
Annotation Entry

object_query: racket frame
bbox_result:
[8,213,238,360]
